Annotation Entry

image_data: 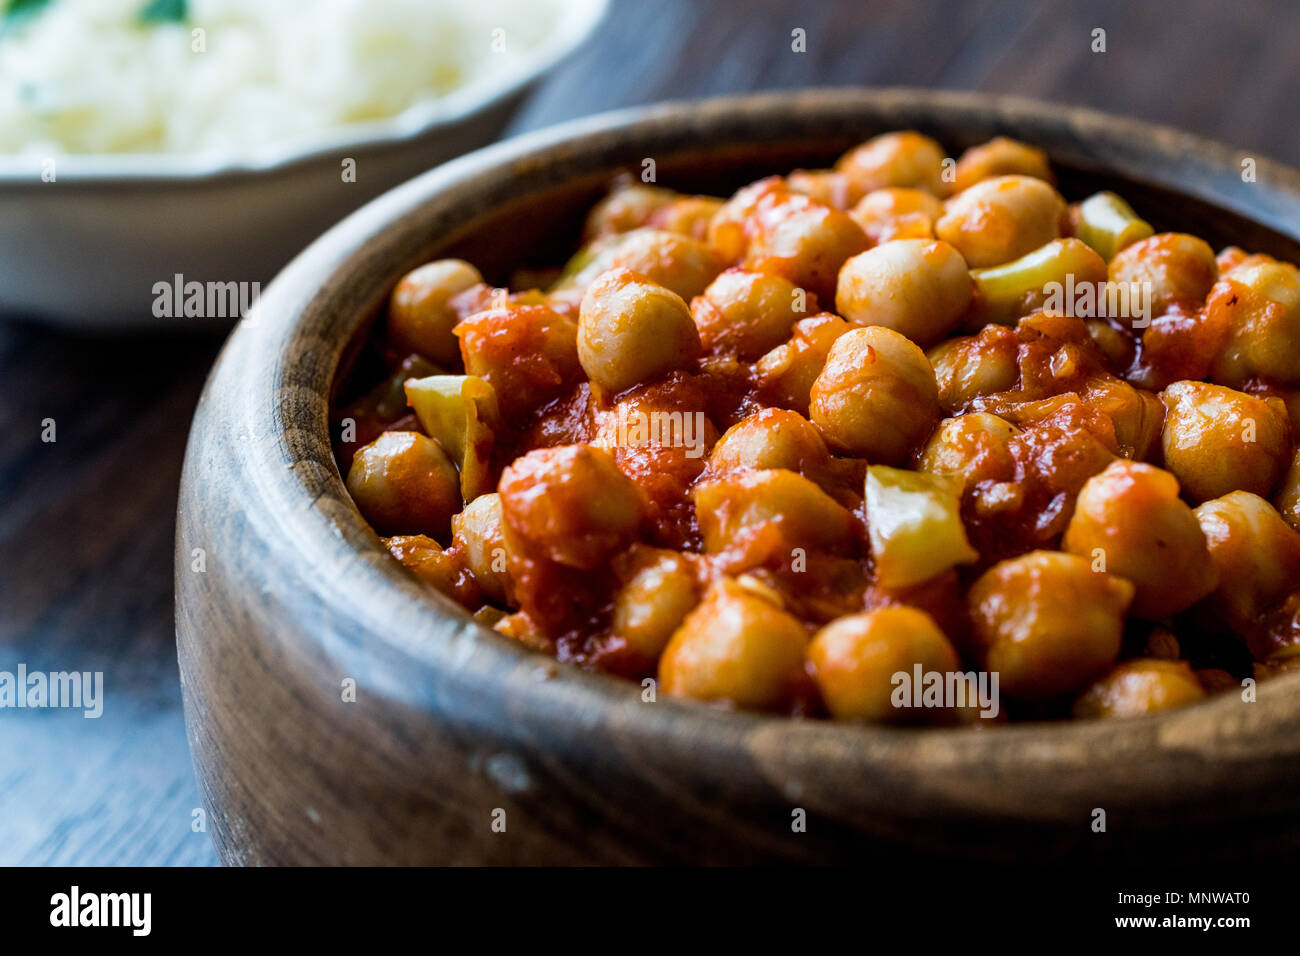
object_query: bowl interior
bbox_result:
[351,123,1300,293]
[442,146,1300,284]
[325,91,1300,665]
[312,91,1300,770]
[334,109,1300,410]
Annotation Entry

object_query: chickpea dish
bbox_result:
[334,130,1300,725]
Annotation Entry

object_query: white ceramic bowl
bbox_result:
[0,0,606,330]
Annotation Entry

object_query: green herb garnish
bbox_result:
[138,0,186,24]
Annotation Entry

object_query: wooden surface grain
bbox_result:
[1,0,1297,867]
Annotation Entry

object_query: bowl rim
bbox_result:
[204,87,1300,794]
[0,0,608,184]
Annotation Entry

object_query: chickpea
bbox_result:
[835,239,973,347]
[694,468,857,558]
[809,325,941,462]
[611,549,699,659]
[647,196,726,241]
[934,175,1067,268]
[610,228,724,300]
[1159,380,1292,502]
[346,431,461,540]
[835,131,948,196]
[1072,659,1206,719]
[498,444,644,569]
[1062,460,1218,618]
[708,408,832,477]
[951,137,1055,194]
[658,578,809,710]
[968,551,1133,699]
[691,269,809,359]
[383,534,483,607]
[707,177,785,263]
[387,259,483,365]
[1195,490,1300,634]
[1229,246,1277,274]
[582,183,677,240]
[1108,233,1218,314]
[1216,246,1252,273]
[566,228,723,301]
[582,188,724,244]
[808,607,959,722]
[742,195,869,303]
[848,188,943,244]
[927,324,1020,412]
[1276,447,1300,531]
[754,312,852,416]
[578,268,701,392]
[784,169,864,210]
[1207,260,1300,387]
[455,302,580,418]
[917,412,1019,493]
[451,492,511,604]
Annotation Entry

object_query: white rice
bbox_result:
[0,0,572,155]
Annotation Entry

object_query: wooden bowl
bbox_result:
[175,89,1300,866]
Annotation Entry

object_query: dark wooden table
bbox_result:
[2,0,1296,867]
